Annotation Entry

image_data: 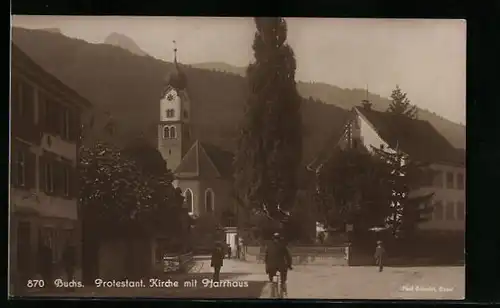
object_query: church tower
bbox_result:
[158,41,192,172]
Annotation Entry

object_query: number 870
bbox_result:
[27,280,45,288]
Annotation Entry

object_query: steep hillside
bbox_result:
[104,32,148,57]
[11,27,350,164]
[193,62,466,149]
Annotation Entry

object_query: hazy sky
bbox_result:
[12,16,466,124]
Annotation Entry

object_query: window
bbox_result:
[61,164,70,197]
[163,126,170,139]
[12,149,26,187]
[445,201,455,220]
[433,201,443,220]
[352,139,359,149]
[434,171,443,188]
[166,109,175,118]
[446,172,454,189]
[170,126,177,139]
[60,107,70,140]
[184,189,194,214]
[456,201,465,220]
[183,110,189,119]
[21,82,34,120]
[457,173,464,190]
[205,188,214,213]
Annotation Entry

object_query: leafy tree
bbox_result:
[315,147,392,233]
[234,18,302,227]
[79,139,189,241]
[371,146,435,238]
[387,85,418,119]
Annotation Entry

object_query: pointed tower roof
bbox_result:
[166,40,187,90]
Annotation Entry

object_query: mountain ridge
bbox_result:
[104,32,148,57]
[11,27,465,166]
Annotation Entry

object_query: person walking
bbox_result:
[265,233,293,293]
[374,240,386,272]
[210,242,225,282]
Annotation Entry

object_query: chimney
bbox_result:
[361,99,372,110]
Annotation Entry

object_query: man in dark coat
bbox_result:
[210,242,225,282]
[265,233,293,284]
[374,240,386,272]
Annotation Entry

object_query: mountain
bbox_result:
[11,27,464,168]
[104,32,148,57]
[192,62,466,149]
[40,28,62,34]
[190,62,247,76]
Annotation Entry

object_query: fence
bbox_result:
[244,245,349,266]
[162,252,194,273]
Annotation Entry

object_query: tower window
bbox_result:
[166,109,175,118]
[170,126,177,139]
[163,126,170,139]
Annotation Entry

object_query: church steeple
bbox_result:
[167,40,187,90]
[158,39,192,172]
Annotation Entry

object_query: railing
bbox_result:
[163,252,194,273]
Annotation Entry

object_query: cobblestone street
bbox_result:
[18,258,464,300]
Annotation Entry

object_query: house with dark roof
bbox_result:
[157,49,238,252]
[308,103,465,233]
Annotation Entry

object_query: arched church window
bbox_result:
[205,188,214,213]
[184,189,194,215]
[166,109,175,118]
[170,126,177,139]
[163,126,170,139]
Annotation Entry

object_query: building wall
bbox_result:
[418,163,466,231]
[10,56,87,292]
[199,178,233,220]
[354,111,465,231]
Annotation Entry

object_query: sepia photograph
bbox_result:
[9,16,465,300]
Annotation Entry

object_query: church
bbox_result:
[157,48,237,251]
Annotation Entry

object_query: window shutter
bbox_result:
[53,160,63,196]
[25,151,36,189]
[39,155,46,193]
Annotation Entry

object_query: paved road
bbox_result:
[15,257,464,300]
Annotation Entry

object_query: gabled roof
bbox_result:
[308,106,465,171]
[11,43,92,109]
[355,106,464,166]
[174,140,234,179]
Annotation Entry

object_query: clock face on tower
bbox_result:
[165,90,177,102]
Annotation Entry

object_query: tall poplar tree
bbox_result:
[234,17,302,224]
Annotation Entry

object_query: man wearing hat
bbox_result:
[265,232,293,287]
[211,241,225,282]
[374,240,386,272]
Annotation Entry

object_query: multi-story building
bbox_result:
[308,103,465,233]
[10,43,92,291]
